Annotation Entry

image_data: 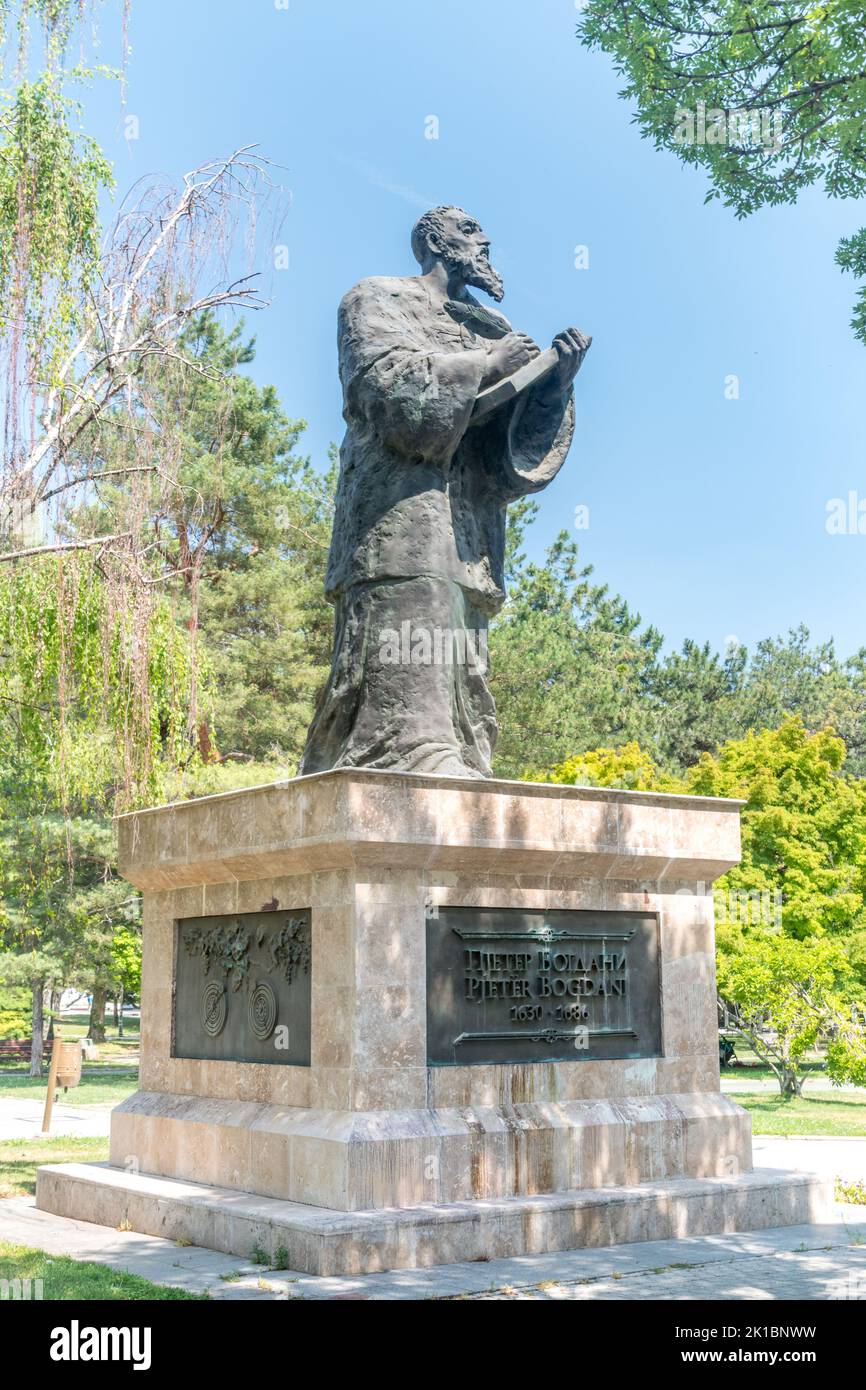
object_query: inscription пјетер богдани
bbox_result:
[426,906,661,1065]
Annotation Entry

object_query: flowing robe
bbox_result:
[299,274,575,777]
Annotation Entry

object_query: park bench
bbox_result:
[0,1038,54,1063]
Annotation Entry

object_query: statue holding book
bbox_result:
[300,206,591,779]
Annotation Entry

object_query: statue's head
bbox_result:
[411,206,504,302]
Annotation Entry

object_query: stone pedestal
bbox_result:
[36,770,832,1272]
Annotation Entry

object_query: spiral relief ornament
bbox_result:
[201,981,227,1037]
[248,981,277,1040]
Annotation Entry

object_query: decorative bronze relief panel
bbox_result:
[172,909,312,1066]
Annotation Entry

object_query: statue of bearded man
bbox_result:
[300,205,591,779]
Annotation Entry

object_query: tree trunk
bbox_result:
[46,988,60,1041]
[118,988,125,1038]
[29,979,44,1077]
[779,1064,802,1096]
[89,984,107,1043]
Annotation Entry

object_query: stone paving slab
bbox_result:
[1,1195,864,1301]
[468,1244,866,1301]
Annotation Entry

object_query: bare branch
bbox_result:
[0,534,132,565]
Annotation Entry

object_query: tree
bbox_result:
[543,720,866,966]
[0,807,138,1064]
[2,145,273,559]
[650,638,745,769]
[110,923,141,1037]
[0,554,201,808]
[685,719,866,956]
[0,0,282,791]
[737,627,866,775]
[0,557,197,1068]
[490,524,662,777]
[0,0,127,544]
[717,932,855,1094]
[75,315,336,770]
[580,2,866,342]
[540,739,670,791]
[543,719,866,1085]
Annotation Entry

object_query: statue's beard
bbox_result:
[445,248,505,302]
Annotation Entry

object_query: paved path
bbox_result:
[1,1197,864,1300]
[754,1136,866,1183]
[0,1098,113,1141]
[722,1077,864,1094]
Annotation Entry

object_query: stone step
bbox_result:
[36,1161,832,1278]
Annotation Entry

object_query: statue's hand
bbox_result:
[553,328,591,389]
[481,331,540,388]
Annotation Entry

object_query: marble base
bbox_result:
[34,770,784,1269]
[108,1089,752,1211]
[36,1163,833,1277]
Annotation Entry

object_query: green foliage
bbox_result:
[540,740,671,791]
[544,719,866,1089]
[82,313,335,770]
[0,983,29,1039]
[545,718,866,983]
[717,933,853,1093]
[651,639,744,769]
[490,525,661,778]
[110,924,141,1001]
[836,226,866,342]
[826,1023,866,1087]
[0,75,113,378]
[0,1,97,62]
[580,2,866,342]
[0,3,124,400]
[734,627,866,775]
[0,809,138,994]
[493,516,866,782]
[0,555,203,808]
[686,719,866,950]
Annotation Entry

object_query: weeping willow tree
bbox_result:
[0,551,204,1057]
[0,2,282,1061]
[0,0,275,774]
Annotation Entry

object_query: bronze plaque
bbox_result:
[172,910,312,1066]
[426,907,661,1066]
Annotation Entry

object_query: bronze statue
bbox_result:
[300,206,591,778]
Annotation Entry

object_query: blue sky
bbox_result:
[83,0,865,659]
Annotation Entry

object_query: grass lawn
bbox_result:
[58,1018,140,1062]
[0,1069,138,1105]
[719,1041,828,1085]
[0,1135,108,1198]
[0,1241,203,1300]
[737,1090,866,1136]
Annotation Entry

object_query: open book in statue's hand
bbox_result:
[471,330,591,423]
[470,346,560,423]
